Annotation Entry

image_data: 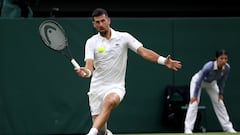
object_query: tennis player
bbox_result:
[184,49,237,134]
[75,8,182,135]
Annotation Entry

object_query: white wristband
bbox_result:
[157,56,166,65]
[85,69,92,78]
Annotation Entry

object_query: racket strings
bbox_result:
[49,40,67,50]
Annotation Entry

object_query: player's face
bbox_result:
[93,14,111,36]
[217,54,228,68]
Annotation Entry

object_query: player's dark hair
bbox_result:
[92,8,109,17]
[216,49,228,59]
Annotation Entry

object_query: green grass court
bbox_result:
[116,132,239,135]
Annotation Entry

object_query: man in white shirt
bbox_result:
[75,8,182,135]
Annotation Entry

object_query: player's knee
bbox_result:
[105,93,120,108]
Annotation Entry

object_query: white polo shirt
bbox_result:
[84,28,143,93]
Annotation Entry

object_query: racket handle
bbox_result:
[71,59,86,76]
[71,59,80,69]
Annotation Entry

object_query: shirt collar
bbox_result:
[214,60,225,70]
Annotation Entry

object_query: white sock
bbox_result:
[87,128,98,135]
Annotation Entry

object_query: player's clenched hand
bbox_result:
[75,67,91,78]
[164,55,182,71]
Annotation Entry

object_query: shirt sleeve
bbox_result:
[124,32,143,53]
[84,39,94,61]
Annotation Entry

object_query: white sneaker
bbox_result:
[226,128,237,133]
[184,129,193,134]
[86,128,98,135]
[106,129,113,135]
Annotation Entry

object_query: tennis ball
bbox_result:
[97,45,105,53]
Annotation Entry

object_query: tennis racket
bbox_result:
[39,20,81,70]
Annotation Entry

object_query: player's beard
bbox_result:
[99,26,109,37]
[100,30,107,37]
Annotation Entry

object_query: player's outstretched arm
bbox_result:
[137,46,182,71]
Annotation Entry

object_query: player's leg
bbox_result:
[88,89,125,135]
[98,123,107,135]
[87,88,125,135]
[92,92,120,133]
[86,91,102,135]
[206,82,236,133]
[184,74,201,134]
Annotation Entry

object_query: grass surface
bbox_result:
[116,132,240,135]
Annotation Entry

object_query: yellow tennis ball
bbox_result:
[97,45,105,53]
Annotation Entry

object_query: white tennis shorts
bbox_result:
[87,87,126,116]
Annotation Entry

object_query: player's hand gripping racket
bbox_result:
[39,20,81,70]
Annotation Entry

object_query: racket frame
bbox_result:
[39,20,80,69]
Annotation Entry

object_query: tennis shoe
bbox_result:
[106,129,113,135]
[226,128,237,133]
[184,129,193,134]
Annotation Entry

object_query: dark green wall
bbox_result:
[0,18,239,134]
